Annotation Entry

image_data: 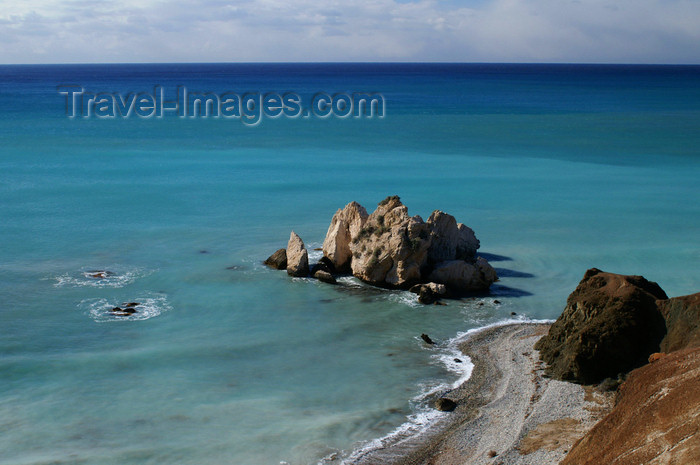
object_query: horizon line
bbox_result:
[2,61,700,67]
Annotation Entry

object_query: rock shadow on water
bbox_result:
[493,268,535,278]
[225,264,248,271]
[477,252,512,262]
[488,284,533,298]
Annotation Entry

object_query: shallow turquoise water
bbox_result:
[0,64,698,465]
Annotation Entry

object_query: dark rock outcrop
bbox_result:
[562,347,700,465]
[310,256,336,276]
[421,333,435,345]
[658,292,700,353]
[264,249,287,270]
[111,306,137,315]
[534,268,668,384]
[435,398,457,412]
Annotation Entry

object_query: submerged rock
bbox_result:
[87,270,115,279]
[535,268,668,384]
[286,231,309,277]
[264,249,287,270]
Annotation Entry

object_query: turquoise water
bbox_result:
[0,64,699,464]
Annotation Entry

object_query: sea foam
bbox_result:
[52,266,151,288]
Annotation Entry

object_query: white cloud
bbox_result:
[0,0,698,63]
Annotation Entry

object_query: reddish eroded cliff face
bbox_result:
[562,346,700,465]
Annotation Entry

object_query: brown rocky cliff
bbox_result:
[562,346,700,465]
[534,268,668,384]
[658,292,700,353]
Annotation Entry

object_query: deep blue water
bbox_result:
[0,63,699,465]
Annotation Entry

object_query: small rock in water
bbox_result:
[493,300,501,304]
[111,306,137,316]
[286,232,310,277]
[313,247,323,251]
[454,358,463,363]
[310,256,337,276]
[122,302,140,308]
[421,333,435,345]
[477,301,485,306]
[511,311,517,316]
[434,301,447,306]
[87,270,114,279]
[264,249,287,270]
[313,270,337,284]
[435,398,457,412]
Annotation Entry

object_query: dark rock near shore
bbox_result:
[435,398,457,412]
[534,268,668,384]
[264,249,287,270]
[410,282,447,305]
[421,333,435,345]
[419,287,438,305]
[658,292,700,353]
[122,302,140,308]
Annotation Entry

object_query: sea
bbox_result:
[0,63,698,465]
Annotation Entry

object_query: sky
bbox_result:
[0,0,699,64]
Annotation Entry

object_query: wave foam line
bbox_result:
[335,317,554,464]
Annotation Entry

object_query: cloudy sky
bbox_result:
[1,0,699,64]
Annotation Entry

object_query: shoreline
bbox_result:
[347,323,613,465]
